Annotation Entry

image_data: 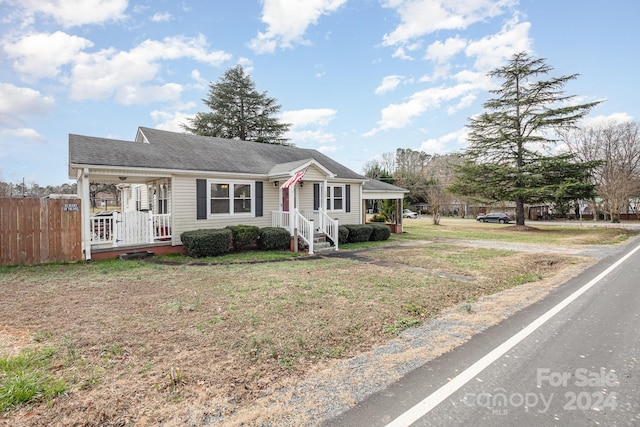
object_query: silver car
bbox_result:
[403,209,418,219]
[479,212,511,224]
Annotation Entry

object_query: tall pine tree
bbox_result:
[183,65,291,145]
[453,52,601,226]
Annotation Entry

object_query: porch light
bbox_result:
[273,181,279,188]
[118,176,127,181]
[299,181,304,188]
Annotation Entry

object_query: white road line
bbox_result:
[385,243,640,427]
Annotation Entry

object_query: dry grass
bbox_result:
[0,223,633,426]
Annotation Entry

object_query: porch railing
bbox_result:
[153,213,172,240]
[272,210,290,229]
[90,212,171,247]
[272,209,338,253]
[293,208,314,254]
[90,214,116,245]
[302,209,339,251]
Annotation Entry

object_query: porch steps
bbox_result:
[313,233,336,254]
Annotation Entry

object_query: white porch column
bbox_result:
[288,185,295,236]
[78,168,92,260]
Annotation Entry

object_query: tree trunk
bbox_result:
[433,211,441,225]
[515,196,525,226]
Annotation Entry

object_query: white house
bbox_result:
[69,127,407,260]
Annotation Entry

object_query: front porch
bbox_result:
[90,211,172,249]
[272,208,339,254]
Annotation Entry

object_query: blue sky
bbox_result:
[1,0,638,185]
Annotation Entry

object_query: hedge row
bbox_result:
[181,226,291,258]
[181,223,391,258]
[339,223,391,244]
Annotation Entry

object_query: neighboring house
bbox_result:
[69,127,407,260]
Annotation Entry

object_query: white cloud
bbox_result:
[150,12,172,22]
[0,84,53,143]
[418,128,468,154]
[280,108,337,145]
[381,0,516,46]
[11,0,128,27]
[391,46,413,61]
[425,36,467,63]
[582,112,634,127]
[365,83,479,136]
[465,17,532,71]
[3,31,93,80]
[0,83,55,123]
[150,104,196,132]
[0,127,46,142]
[249,0,347,53]
[287,129,336,144]
[367,11,533,136]
[68,35,231,103]
[190,69,208,90]
[375,75,403,95]
[116,83,183,105]
[317,144,339,153]
[281,108,337,128]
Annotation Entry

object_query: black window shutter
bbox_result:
[196,179,207,219]
[313,183,320,210]
[345,185,351,212]
[255,181,263,217]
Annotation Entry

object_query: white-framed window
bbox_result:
[326,185,344,211]
[209,181,253,216]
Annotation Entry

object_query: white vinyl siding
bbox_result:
[172,176,277,245]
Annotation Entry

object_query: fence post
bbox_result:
[148,211,154,243]
[113,212,119,247]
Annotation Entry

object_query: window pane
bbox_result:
[234,199,251,213]
[211,200,229,214]
[211,183,229,214]
[334,187,343,198]
[334,199,343,210]
[211,183,229,198]
[234,184,250,198]
[233,184,251,213]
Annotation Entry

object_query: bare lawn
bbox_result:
[0,222,635,426]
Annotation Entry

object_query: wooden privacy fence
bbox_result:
[0,197,82,266]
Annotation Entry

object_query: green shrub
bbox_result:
[181,228,232,258]
[370,214,387,222]
[344,224,374,243]
[338,225,349,245]
[258,227,291,251]
[369,223,391,241]
[226,225,260,251]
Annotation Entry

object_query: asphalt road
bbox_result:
[327,235,640,426]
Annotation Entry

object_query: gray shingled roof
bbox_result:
[362,178,408,193]
[69,127,365,180]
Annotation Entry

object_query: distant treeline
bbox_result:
[0,181,77,198]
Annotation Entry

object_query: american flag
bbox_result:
[281,169,306,189]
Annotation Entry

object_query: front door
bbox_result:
[282,189,289,212]
[282,187,299,212]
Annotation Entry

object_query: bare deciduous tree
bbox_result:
[423,154,459,225]
[394,148,430,204]
[561,121,640,221]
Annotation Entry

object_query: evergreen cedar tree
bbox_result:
[183,65,291,145]
[450,52,602,226]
